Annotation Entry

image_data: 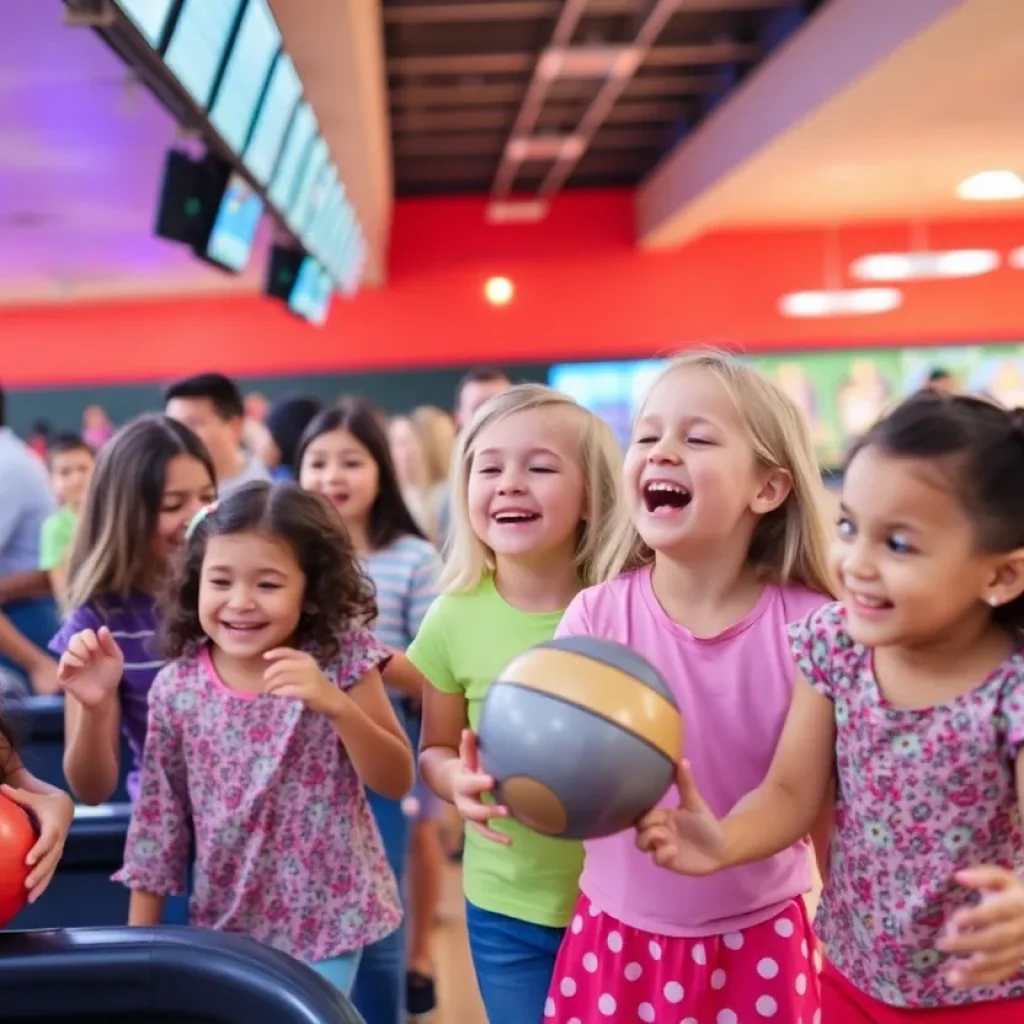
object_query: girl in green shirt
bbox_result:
[411,384,621,1024]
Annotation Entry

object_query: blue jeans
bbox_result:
[0,595,61,687]
[465,901,565,1024]
[350,787,409,1024]
[310,949,363,996]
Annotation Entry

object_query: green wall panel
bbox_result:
[5,364,552,437]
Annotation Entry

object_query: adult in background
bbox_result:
[164,373,269,494]
[435,367,512,544]
[0,386,61,694]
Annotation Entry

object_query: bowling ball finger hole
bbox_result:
[497,776,568,836]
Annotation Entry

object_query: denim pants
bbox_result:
[310,948,363,996]
[350,780,410,1023]
[465,900,565,1024]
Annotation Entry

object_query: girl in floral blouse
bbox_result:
[59,481,414,994]
[638,390,1024,1022]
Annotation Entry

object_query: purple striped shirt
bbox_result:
[50,592,161,802]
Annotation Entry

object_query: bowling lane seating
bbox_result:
[0,927,366,1023]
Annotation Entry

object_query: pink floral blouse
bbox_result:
[113,630,402,963]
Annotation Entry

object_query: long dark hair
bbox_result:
[160,481,377,664]
[65,415,216,610]
[850,389,1024,630]
[296,396,426,551]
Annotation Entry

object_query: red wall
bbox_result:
[3,190,1024,387]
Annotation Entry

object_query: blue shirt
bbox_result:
[0,428,55,576]
[363,535,440,654]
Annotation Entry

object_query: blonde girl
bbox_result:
[389,406,455,545]
[543,350,835,1024]
[412,384,621,1024]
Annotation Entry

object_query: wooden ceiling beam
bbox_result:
[383,0,793,23]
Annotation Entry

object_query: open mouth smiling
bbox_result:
[642,481,692,514]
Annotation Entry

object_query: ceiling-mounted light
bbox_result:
[851,249,1000,282]
[485,276,514,306]
[957,171,1024,202]
[1009,246,1024,270]
[779,288,903,319]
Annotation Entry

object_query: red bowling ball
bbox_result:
[0,791,35,928]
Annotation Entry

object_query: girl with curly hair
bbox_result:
[59,481,414,992]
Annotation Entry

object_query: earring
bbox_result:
[988,595,1000,608]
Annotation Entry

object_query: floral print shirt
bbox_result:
[113,631,402,963]
[791,602,1024,1009]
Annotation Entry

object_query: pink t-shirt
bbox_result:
[114,632,402,962]
[560,567,827,937]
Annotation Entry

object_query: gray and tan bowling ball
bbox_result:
[477,636,683,840]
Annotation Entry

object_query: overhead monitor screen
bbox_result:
[209,0,281,154]
[300,166,337,254]
[286,135,329,234]
[548,360,669,446]
[267,102,316,215]
[114,0,175,47]
[288,257,333,326]
[203,172,265,272]
[243,54,301,186]
[164,0,244,109]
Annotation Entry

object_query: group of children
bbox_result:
[1,350,1023,1024]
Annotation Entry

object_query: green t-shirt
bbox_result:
[408,574,583,928]
[39,506,78,572]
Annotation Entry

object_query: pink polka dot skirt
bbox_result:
[544,894,821,1023]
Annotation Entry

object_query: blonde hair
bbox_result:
[65,415,217,612]
[597,350,835,595]
[442,383,622,593]
[411,406,455,487]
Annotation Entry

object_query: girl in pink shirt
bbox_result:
[544,351,834,1023]
[67,482,415,993]
[640,391,1024,1022]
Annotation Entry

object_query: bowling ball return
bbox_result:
[0,926,365,1023]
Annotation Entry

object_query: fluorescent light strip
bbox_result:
[851,249,1000,282]
[779,288,903,319]
[957,171,1024,202]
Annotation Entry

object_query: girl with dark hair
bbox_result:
[54,414,216,808]
[63,482,413,993]
[298,397,441,1023]
[639,389,1024,1022]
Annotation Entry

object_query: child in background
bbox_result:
[299,396,441,1023]
[73,483,412,993]
[544,351,834,1023]
[53,415,216,807]
[639,390,1024,1021]
[39,433,95,604]
[414,384,621,1024]
[0,711,74,905]
[259,394,323,482]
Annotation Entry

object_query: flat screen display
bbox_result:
[267,102,316,215]
[548,360,668,446]
[164,0,243,109]
[243,53,301,186]
[203,171,264,272]
[302,166,337,257]
[115,0,175,47]
[286,135,329,234]
[209,0,281,154]
[288,257,333,326]
[308,185,338,268]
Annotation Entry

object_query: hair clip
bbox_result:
[185,501,219,541]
